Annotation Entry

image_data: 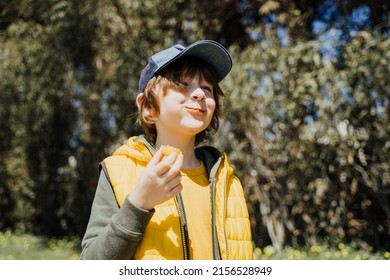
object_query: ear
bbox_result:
[136,92,144,109]
[136,92,157,119]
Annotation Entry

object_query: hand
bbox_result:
[127,147,183,210]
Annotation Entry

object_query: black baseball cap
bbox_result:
[138,40,232,93]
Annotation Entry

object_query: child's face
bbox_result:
[154,75,216,140]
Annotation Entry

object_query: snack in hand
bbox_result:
[161,145,182,157]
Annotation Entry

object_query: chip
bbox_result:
[161,145,182,157]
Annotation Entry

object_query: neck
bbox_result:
[155,135,199,169]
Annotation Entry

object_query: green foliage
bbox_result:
[254,241,390,260]
[0,229,80,260]
[0,0,389,257]
[213,30,390,251]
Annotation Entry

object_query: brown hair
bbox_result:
[136,56,225,145]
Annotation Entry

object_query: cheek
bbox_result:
[207,99,216,114]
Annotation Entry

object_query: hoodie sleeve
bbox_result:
[80,171,154,260]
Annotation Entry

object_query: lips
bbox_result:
[186,107,205,113]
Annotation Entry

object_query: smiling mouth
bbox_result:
[186,107,205,113]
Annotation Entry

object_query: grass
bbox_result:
[0,229,80,260]
[254,243,390,260]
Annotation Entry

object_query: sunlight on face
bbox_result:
[155,74,216,141]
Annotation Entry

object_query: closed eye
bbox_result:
[201,85,211,92]
[178,81,189,87]
[201,85,214,96]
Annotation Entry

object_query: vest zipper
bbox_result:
[211,156,229,260]
[209,156,226,260]
[174,194,190,260]
[210,177,219,259]
[137,135,190,259]
[222,172,229,260]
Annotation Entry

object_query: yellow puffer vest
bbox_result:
[103,136,253,260]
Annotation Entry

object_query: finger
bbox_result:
[163,151,179,164]
[159,153,183,181]
[169,183,183,196]
[155,152,178,175]
[148,147,165,167]
[165,173,182,189]
[170,153,183,173]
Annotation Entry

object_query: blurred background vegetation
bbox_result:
[0,0,389,259]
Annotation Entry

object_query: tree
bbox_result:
[212,29,390,251]
[1,0,389,255]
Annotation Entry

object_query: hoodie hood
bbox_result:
[113,135,155,164]
[112,135,233,181]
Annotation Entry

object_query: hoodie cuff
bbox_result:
[111,195,155,238]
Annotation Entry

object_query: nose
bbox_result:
[190,87,206,101]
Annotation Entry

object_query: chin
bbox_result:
[181,120,206,129]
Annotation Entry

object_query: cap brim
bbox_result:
[159,40,232,83]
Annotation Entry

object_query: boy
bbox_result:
[81,40,253,260]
